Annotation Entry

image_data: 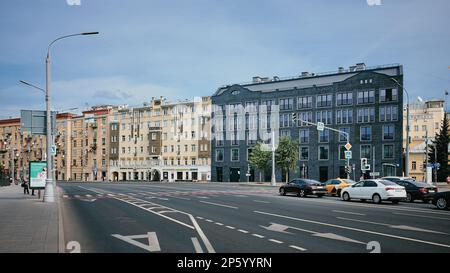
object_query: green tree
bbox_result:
[276,136,299,183]
[248,142,272,182]
[428,114,449,182]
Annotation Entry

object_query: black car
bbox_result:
[279,179,327,197]
[393,180,438,203]
[432,191,450,210]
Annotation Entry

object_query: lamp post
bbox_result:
[391,78,410,177]
[22,32,99,202]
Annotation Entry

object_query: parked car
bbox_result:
[323,178,356,197]
[341,179,406,204]
[432,191,450,210]
[392,180,437,203]
[279,179,327,197]
[382,176,415,182]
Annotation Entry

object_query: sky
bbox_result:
[0,0,449,118]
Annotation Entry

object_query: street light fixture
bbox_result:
[42,32,99,203]
[391,78,410,177]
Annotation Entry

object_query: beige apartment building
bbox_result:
[404,99,445,181]
[115,96,211,182]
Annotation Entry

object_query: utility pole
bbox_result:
[271,130,276,186]
[425,131,428,182]
[372,146,376,179]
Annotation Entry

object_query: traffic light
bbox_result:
[345,165,352,174]
[361,158,370,171]
[292,113,297,123]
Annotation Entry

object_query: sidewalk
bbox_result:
[0,184,59,253]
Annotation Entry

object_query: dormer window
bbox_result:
[231,90,240,95]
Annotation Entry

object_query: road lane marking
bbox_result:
[196,216,204,220]
[205,219,213,222]
[215,222,224,226]
[191,237,204,253]
[337,217,449,235]
[252,234,265,238]
[170,196,191,200]
[269,239,283,244]
[238,229,249,234]
[392,212,450,221]
[332,210,366,216]
[199,201,238,209]
[255,210,450,249]
[74,195,80,198]
[226,226,235,229]
[189,214,216,253]
[234,195,248,197]
[112,232,161,252]
[197,196,210,199]
[289,245,307,251]
[253,200,271,204]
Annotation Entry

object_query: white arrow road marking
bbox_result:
[337,217,449,235]
[191,237,203,253]
[112,232,161,252]
[261,222,364,244]
[255,211,450,249]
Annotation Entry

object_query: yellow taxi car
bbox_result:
[323,178,357,197]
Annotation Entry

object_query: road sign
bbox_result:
[317,122,324,131]
[344,151,352,159]
[20,110,56,135]
[344,143,352,150]
[51,145,56,156]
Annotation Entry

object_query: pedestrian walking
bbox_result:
[22,180,29,195]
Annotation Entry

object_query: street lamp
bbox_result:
[391,78,410,177]
[43,32,99,202]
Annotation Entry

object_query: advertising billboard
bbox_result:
[29,161,47,189]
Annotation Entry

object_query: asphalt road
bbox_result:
[57,182,450,253]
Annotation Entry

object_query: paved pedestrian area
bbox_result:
[0,184,58,253]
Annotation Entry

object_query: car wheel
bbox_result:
[392,200,399,204]
[342,192,350,201]
[280,188,286,196]
[436,197,448,210]
[405,193,413,203]
[336,189,341,197]
[299,189,306,197]
[372,194,382,204]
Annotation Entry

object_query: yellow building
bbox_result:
[404,99,445,181]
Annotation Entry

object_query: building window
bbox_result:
[318,146,329,160]
[279,113,293,128]
[383,124,395,140]
[191,144,196,152]
[231,149,239,161]
[216,135,224,147]
[357,90,375,104]
[339,145,347,160]
[380,88,398,102]
[319,129,329,143]
[192,158,196,165]
[383,144,395,159]
[316,110,332,125]
[280,130,291,137]
[360,144,371,159]
[357,108,375,123]
[336,109,353,124]
[360,126,372,141]
[414,125,419,132]
[316,94,332,108]
[336,92,353,106]
[422,125,427,131]
[300,146,309,161]
[297,112,313,126]
[412,161,417,170]
[297,96,313,109]
[339,127,350,142]
[299,129,309,144]
[379,106,398,122]
[279,98,293,110]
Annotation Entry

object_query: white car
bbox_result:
[341,179,406,204]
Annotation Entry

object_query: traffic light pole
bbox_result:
[292,114,351,179]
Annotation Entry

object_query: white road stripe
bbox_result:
[170,196,191,200]
[196,216,204,220]
[191,237,204,253]
[189,214,216,253]
[332,210,366,216]
[199,201,238,209]
[252,234,265,238]
[289,245,307,251]
[85,194,92,198]
[74,195,80,198]
[269,239,283,244]
[253,200,271,204]
[205,219,213,222]
[215,222,224,226]
[197,196,210,199]
[226,226,235,230]
[238,229,249,234]
[255,210,450,249]
[392,212,450,221]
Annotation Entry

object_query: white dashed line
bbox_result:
[199,201,238,209]
[269,239,283,244]
[205,219,213,223]
[253,200,271,204]
[252,234,265,238]
[289,245,307,251]
[332,210,366,216]
[238,229,249,234]
[226,226,235,230]
[215,222,224,226]
[196,216,204,220]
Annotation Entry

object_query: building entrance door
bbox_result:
[230,168,240,182]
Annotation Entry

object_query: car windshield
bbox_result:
[302,179,321,185]
[343,179,356,184]
[379,180,397,186]
[411,181,431,187]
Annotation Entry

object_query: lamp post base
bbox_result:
[43,178,55,202]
